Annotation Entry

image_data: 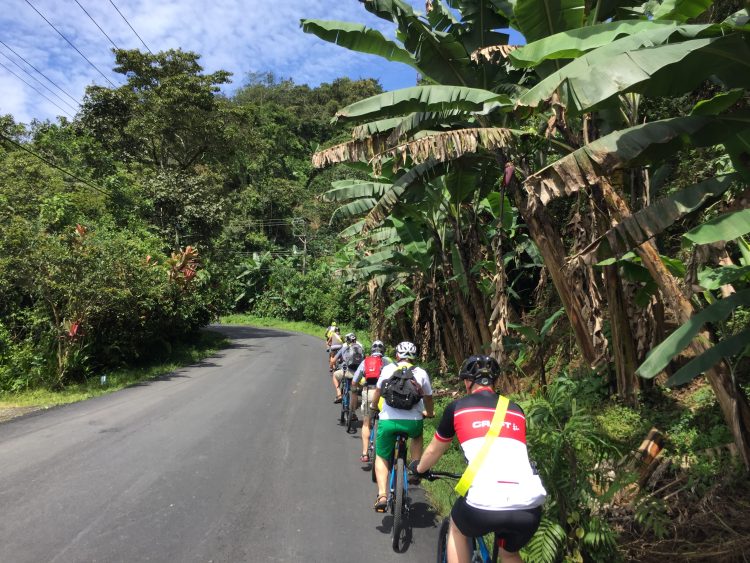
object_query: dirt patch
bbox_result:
[0,406,46,423]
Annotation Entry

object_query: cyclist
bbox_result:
[368,341,433,512]
[327,326,343,373]
[352,340,392,463]
[332,333,364,405]
[411,355,546,563]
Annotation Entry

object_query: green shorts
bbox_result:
[375,418,423,460]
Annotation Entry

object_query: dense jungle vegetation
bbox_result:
[2,0,750,560]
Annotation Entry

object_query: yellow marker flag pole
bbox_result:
[455,394,510,497]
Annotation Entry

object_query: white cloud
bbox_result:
[0,0,422,124]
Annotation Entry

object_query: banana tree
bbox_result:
[305,1,750,466]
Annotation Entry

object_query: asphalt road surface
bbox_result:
[0,325,442,562]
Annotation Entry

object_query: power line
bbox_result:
[73,0,120,50]
[0,132,110,197]
[108,0,152,54]
[0,49,78,113]
[23,0,117,87]
[0,40,80,105]
[0,61,75,118]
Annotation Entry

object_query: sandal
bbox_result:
[374,494,388,513]
[333,396,342,404]
[360,453,370,463]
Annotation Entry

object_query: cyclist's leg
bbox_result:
[374,418,397,508]
[348,370,359,417]
[446,517,473,563]
[332,368,343,401]
[407,419,425,461]
[360,386,372,458]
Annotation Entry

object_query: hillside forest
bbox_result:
[2,0,750,560]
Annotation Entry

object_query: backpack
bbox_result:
[343,343,364,368]
[382,365,423,409]
[363,355,383,384]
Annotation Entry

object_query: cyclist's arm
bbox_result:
[416,437,452,474]
[333,347,345,362]
[352,361,365,385]
[422,395,434,418]
[369,387,381,410]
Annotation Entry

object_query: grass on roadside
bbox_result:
[0,329,229,409]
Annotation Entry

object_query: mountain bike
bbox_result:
[339,375,356,433]
[368,411,378,482]
[422,471,503,563]
[387,432,410,552]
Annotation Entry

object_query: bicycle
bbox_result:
[423,471,503,563]
[386,432,410,552]
[367,411,378,482]
[338,374,356,434]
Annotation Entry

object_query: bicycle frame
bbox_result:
[388,433,409,506]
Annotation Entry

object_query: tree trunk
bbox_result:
[600,179,750,470]
[512,182,607,367]
[603,264,640,406]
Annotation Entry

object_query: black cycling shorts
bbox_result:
[450,497,542,553]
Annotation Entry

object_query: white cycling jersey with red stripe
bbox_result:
[434,389,546,511]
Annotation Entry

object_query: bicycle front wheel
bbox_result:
[436,517,450,563]
[391,457,405,552]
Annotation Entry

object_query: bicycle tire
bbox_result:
[436,517,450,563]
[391,457,405,552]
[346,402,355,433]
[370,419,378,483]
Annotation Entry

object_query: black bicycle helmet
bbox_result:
[371,340,385,355]
[459,355,500,386]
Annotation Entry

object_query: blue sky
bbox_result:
[0,0,523,124]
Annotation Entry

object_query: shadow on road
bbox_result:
[206,325,293,340]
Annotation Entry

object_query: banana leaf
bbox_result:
[697,265,750,290]
[652,0,712,22]
[526,115,750,206]
[323,180,392,202]
[683,209,750,245]
[300,20,419,69]
[666,329,750,386]
[334,85,509,122]
[636,289,750,379]
[580,173,739,261]
[512,0,586,43]
[517,31,750,115]
[509,20,681,68]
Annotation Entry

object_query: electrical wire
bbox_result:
[108,0,152,54]
[0,49,78,113]
[23,0,117,87]
[73,0,120,50]
[0,61,75,118]
[0,40,79,105]
[0,132,110,197]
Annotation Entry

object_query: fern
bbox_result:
[523,518,566,563]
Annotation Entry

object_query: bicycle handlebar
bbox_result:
[425,470,463,481]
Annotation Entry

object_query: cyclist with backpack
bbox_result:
[367,341,433,512]
[410,355,546,563]
[352,340,392,463]
[327,325,343,373]
[332,333,365,405]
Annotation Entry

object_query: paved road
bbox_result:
[0,325,441,562]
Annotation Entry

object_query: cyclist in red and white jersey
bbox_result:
[413,355,546,563]
[352,340,392,463]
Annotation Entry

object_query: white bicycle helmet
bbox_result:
[345,332,357,344]
[371,340,385,355]
[395,341,417,360]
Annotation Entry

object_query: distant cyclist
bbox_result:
[368,341,433,512]
[327,325,343,373]
[332,333,364,405]
[352,340,392,463]
[412,355,546,563]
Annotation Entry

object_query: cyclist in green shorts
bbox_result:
[368,341,433,512]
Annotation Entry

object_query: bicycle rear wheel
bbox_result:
[369,418,378,482]
[391,457,405,552]
[436,517,450,563]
